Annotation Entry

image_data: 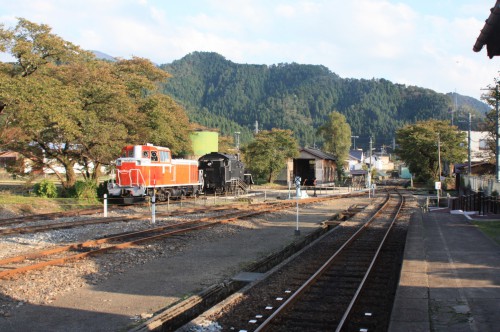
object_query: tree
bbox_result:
[218,134,238,155]
[0,18,192,189]
[242,129,298,183]
[396,120,467,182]
[481,78,500,163]
[318,111,351,178]
[139,94,193,156]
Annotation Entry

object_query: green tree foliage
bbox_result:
[160,52,488,149]
[0,18,192,188]
[396,120,467,182]
[318,111,351,175]
[242,129,298,183]
[218,134,238,155]
[480,78,500,162]
[139,94,193,156]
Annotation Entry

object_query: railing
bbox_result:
[230,178,248,195]
[448,191,500,215]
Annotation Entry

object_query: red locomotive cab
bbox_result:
[108,144,202,200]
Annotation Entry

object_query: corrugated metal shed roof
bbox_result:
[300,147,336,161]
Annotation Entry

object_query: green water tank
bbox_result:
[190,131,218,156]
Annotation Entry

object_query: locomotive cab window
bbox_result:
[160,151,170,162]
[142,151,149,158]
[151,151,159,162]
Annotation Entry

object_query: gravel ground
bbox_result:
[0,191,372,332]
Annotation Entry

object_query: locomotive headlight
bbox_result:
[136,160,141,166]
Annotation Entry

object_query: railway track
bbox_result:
[203,191,405,331]
[0,207,104,227]
[0,193,360,279]
[0,192,364,235]
[0,198,201,227]
[0,205,241,236]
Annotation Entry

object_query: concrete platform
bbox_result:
[389,210,500,332]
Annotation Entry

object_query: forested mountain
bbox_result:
[159,52,489,150]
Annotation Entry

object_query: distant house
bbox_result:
[0,151,19,168]
[276,147,337,185]
[463,131,492,162]
[399,166,412,179]
[373,153,395,174]
[350,169,368,187]
[293,147,337,185]
[349,150,364,171]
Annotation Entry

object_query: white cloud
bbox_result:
[275,4,297,18]
[0,0,497,99]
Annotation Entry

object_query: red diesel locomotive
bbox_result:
[107,144,203,201]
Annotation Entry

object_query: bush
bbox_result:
[73,180,98,201]
[97,180,111,198]
[33,179,58,198]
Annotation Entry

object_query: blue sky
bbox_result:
[0,0,498,100]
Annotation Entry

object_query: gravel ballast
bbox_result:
[0,193,370,332]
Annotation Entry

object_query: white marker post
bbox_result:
[152,179,156,224]
[294,176,301,236]
[151,194,156,225]
[435,181,441,208]
[103,194,108,217]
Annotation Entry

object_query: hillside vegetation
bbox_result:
[160,52,488,149]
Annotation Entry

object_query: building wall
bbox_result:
[276,152,337,185]
[190,131,218,157]
[465,131,491,162]
[311,158,336,184]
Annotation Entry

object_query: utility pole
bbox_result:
[351,135,359,150]
[468,113,471,174]
[497,86,500,182]
[438,133,441,180]
[437,133,442,207]
[234,132,240,151]
[451,89,457,126]
[368,136,373,189]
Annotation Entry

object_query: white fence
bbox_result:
[462,175,500,195]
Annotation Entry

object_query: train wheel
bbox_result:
[157,190,166,202]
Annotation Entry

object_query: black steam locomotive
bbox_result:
[198,152,252,194]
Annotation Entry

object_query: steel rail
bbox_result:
[254,192,398,332]
[0,207,263,271]
[0,195,342,279]
[335,192,404,332]
[0,207,104,226]
[0,205,242,236]
[0,191,356,233]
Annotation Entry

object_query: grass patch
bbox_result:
[0,191,101,216]
[473,221,500,245]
